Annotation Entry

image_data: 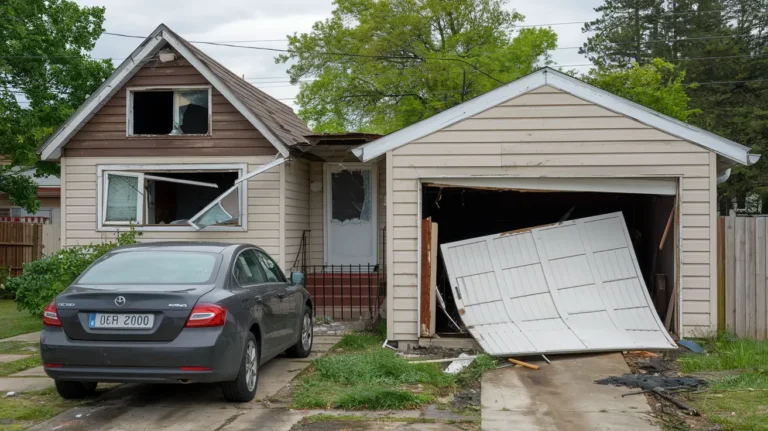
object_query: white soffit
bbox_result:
[425,177,677,196]
[441,212,677,356]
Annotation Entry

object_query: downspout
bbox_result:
[716,169,731,184]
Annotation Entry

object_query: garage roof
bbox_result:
[352,68,758,167]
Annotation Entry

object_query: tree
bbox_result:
[585,59,700,121]
[277,0,557,134]
[0,0,113,212]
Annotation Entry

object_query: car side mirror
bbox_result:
[291,271,304,286]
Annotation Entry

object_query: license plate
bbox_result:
[89,313,154,329]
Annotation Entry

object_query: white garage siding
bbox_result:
[387,85,716,341]
[61,155,284,261]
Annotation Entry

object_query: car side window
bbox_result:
[233,250,268,286]
[255,251,286,283]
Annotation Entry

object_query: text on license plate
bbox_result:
[89,313,154,329]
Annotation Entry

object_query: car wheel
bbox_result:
[221,333,259,402]
[55,381,97,399]
[286,307,313,358]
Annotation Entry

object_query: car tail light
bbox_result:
[43,301,62,327]
[184,304,226,328]
[180,366,211,372]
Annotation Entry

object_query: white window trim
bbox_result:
[97,163,248,232]
[323,162,379,266]
[126,85,213,137]
[102,171,144,226]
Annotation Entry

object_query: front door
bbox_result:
[325,164,378,266]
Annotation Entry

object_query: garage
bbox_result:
[351,67,758,346]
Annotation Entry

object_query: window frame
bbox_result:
[96,163,248,232]
[102,171,145,226]
[126,85,213,137]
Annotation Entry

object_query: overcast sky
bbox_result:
[75,0,603,111]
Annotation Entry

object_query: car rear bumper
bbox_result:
[40,327,242,383]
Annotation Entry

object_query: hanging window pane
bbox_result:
[331,170,372,222]
[105,174,141,223]
[189,184,241,229]
[177,90,209,134]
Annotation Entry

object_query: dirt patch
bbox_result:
[452,383,480,411]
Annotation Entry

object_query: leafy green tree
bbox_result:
[277,0,557,134]
[0,0,113,212]
[585,59,700,121]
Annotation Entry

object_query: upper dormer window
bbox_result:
[128,87,211,136]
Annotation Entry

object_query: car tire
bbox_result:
[221,333,259,402]
[55,381,97,399]
[286,307,313,358]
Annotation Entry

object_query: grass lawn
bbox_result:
[291,330,497,410]
[0,387,85,430]
[679,334,768,430]
[0,341,38,356]
[0,355,42,377]
[0,300,40,340]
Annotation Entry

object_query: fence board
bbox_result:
[0,222,44,276]
[717,217,726,332]
[721,213,768,339]
[758,218,767,340]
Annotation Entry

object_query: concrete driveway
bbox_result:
[481,353,659,431]
[32,335,341,431]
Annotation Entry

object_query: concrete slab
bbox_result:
[10,365,47,377]
[481,353,659,431]
[0,354,30,363]
[221,407,308,431]
[1,331,40,342]
[0,376,53,393]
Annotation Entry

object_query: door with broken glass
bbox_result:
[325,164,377,266]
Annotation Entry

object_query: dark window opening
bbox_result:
[332,170,372,222]
[146,171,238,225]
[132,92,173,135]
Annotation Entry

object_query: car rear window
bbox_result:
[78,251,220,285]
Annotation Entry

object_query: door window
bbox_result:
[233,250,268,286]
[255,252,286,283]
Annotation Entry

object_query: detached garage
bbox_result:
[352,67,758,346]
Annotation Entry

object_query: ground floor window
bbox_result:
[100,165,245,230]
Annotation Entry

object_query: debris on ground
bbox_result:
[507,358,539,370]
[635,357,668,374]
[595,373,707,391]
[677,339,706,353]
[444,353,475,374]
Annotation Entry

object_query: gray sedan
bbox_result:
[40,242,313,402]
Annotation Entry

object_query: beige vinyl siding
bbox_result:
[62,155,282,258]
[307,159,387,266]
[284,159,310,271]
[388,85,715,341]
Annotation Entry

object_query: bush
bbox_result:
[7,228,140,315]
[0,267,13,299]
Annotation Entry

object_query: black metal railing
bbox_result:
[302,264,386,321]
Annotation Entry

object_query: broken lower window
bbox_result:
[331,169,372,222]
[101,170,241,228]
[130,88,210,136]
[188,184,241,229]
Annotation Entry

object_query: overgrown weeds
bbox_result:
[679,332,768,372]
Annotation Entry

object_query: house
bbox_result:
[350,67,758,344]
[38,22,758,346]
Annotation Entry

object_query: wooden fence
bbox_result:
[0,222,44,276]
[721,212,768,339]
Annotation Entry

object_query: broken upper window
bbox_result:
[331,169,372,223]
[102,170,240,228]
[129,88,210,136]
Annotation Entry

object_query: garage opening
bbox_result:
[420,182,678,338]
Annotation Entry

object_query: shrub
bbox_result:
[0,267,13,299]
[8,228,140,315]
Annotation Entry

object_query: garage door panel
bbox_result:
[493,234,540,267]
[539,225,584,259]
[549,255,595,288]
[442,211,676,356]
[501,264,548,297]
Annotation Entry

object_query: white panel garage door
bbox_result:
[441,212,677,356]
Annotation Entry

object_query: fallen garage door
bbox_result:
[441,212,677,356]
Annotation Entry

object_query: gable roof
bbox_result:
[351,67,758,167]
[39,24,311,160]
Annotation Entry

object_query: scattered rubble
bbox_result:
[595,373,707,391]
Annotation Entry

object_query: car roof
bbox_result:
[111,242,252,254]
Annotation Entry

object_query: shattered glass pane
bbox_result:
[178,90,209,134]
[190,184,240,229]
[331,170,372,222]
[105,174,140,222]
